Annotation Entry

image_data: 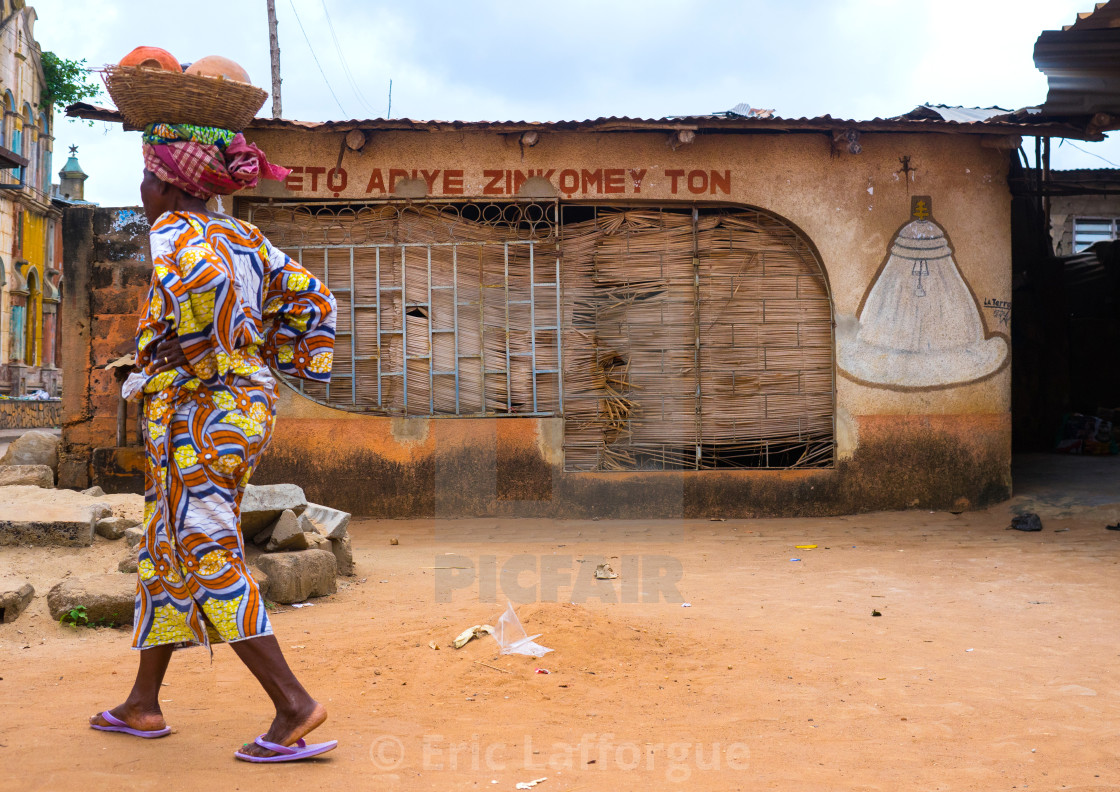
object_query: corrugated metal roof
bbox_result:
[895,104,1016,124]
[64,102,1099,140]
[1035,2,1120,120]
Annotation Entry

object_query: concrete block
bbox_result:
[254,549,337,604]
[241,483,307,535]
[252,567,270,599]
[0,582,34,623]
[0,464,54,488]
[47,574,135,625]
[0,486,105,547]
[123,526,144,548]
[265,509,309,551]
[330,534,354,576]
[0,429,60,475]
[97,516,140,540]
[303,502,351,540]
[118,553,138,574]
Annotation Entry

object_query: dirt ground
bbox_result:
[2,454,1120,791]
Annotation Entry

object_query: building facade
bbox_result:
[0,1,60,396]
[65,109,1099,515]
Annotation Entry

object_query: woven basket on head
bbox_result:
[101,65,267,131]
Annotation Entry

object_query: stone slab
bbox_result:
[254,549,337,604]
[0,486,110,547]
[303,503,351,540]
[0,464,53,488]
[47,574,135,626]
[0,581,34,623]
[241,483,307,535]
[330,534,354,576]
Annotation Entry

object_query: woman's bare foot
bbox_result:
[237,700,327,758]
[89,702,167,733]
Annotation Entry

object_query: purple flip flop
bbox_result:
[90,710,171,739]
[234,735,338,763]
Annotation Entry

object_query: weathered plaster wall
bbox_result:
[234,127,1013,516]
[59,206,149,492]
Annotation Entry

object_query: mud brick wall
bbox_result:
[0,399,62,429]
[59,206,150,492]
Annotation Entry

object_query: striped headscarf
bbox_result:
[142,123,290,200]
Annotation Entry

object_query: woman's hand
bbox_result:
[149,336,188,373]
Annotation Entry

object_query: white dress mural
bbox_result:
[838,198,1008,389]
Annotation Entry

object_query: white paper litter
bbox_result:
[492,602,552,657]
[453,624,493,649]
[516,778,547,789]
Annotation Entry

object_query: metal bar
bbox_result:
[528,242,538,413]
[503,242,511,413]
[452,245,460,415]
[375,247,382,406]
[349,246,357,405]
[270,240,539,250]
[401,245,408,411]
[692,206,701,470]
[556,233,563,414]
[478,245,486,412]
[427,245,434,414]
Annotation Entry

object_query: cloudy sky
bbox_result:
[32,0,1115,207]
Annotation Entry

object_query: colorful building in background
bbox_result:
[0,1,60,396]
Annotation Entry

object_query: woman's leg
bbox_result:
[90,644,174,731]
[228,634,326,756]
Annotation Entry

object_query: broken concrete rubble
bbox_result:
[330,534,354,576]
[123,526,144,548]
[0,429,59,475]
[0,581,34,623]
[265,509,321,551]
[241,483,308,535]
[96,515,140,540]
[47,574,135,625]
[0,464,54,488]
[303,503,351,540]
[254,549,337,604]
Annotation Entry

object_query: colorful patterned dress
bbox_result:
[126,210,335,650]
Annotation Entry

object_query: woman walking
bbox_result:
[88,120,339,762]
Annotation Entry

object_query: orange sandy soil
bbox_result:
[3,463,1120,790]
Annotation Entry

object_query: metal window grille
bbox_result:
[241,199,835,472]
[243,200,562,417]
[1073,217,1120,252]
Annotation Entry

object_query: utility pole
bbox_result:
[267,0,282,118]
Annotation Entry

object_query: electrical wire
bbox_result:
[287,0,348,118]
[320,0,380,116]
[1058,138,1119,168]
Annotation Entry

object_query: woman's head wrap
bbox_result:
[142,122,290,200]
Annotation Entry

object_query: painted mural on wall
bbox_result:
[838,197,1008,390]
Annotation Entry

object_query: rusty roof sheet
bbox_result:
[65,102,1099,140]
